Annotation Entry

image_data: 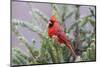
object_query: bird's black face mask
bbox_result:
[48,20,55,28]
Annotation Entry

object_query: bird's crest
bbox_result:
[50,15,57,22]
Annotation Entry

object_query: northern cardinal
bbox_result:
[48,15,76,57]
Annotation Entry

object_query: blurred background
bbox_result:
[11,1,96,66]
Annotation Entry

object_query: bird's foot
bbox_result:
[52,35,60,45]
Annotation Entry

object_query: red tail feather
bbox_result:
[65,42,76,57]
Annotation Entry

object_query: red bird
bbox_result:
[48,15,76,57]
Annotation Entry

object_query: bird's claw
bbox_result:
[52,35,59,45]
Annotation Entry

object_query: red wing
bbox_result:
[56,30,70,45]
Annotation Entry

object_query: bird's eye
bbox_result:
[50,20,54,23]
[48,20,54,28]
